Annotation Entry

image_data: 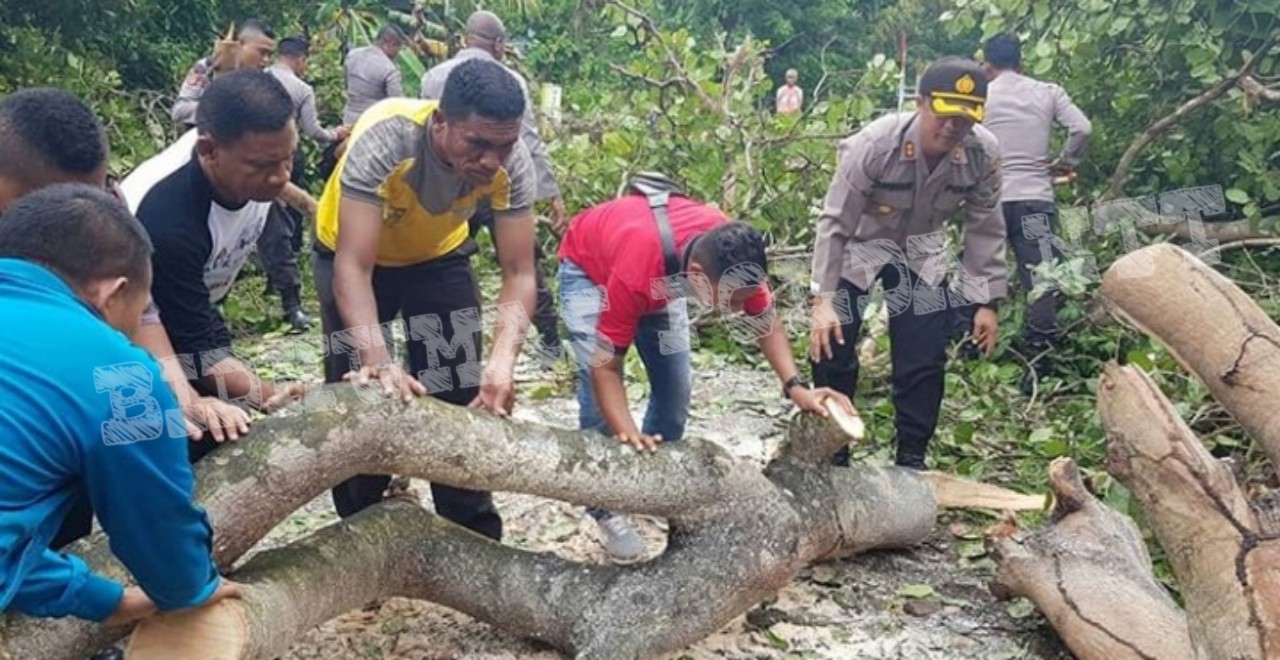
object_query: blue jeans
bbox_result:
[558,260,692,518]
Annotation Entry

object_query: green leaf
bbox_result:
[897,583,935,599]
[1042,438,1068,457]
[1126,350,1154,371]
[1225,188,1251,205]
[1006,598,1036,619]
[1029,427,1054,445]
[763,629,790,650]
[610,25,627,39]
[957,540,987,559]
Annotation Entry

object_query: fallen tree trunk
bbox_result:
[6,383,1045,659]
[990,245,1280,660]
[1100,363,1280,659]
[1100,243,1280,467]
[988,457,1192,660]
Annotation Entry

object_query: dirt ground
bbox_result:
[236,333,1071,660]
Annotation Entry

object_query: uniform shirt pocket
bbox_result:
[932,180,977,213]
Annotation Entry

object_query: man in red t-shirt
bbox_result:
[558,185,853,564]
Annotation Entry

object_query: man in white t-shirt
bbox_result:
[121,70,305,454]
[776,69,803,115]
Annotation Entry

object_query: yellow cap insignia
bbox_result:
[903,141,916,158]
[955,74,976,95]
[876,204,894,216]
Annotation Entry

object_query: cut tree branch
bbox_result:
[988,458,1192,660]
[1099,363,1280,659]
[1100,243,1280,467]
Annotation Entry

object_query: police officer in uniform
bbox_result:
[808,57,1008,469]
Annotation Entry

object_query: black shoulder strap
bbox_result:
[627,172,686,278]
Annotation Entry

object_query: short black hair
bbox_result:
[0,184,152,290]
[691,221,769,284]
[196,70,295,145]
[377,24,405,45]
[238,18,275,40]
[440,58,526,123]
[0,88,106,183]
[984,34,1022,69]
[278,36,310,58]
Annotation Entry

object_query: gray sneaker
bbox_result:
[596,515,645,565]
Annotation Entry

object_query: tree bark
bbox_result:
[1099,363,1280,659]
[5,385,977,660]
[1100,243,1280,467]
[988,457,1192,660]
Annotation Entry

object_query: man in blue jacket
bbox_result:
[0,185,239,624]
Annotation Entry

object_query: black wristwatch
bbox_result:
[782,374,810,399]
[980,299,1001,312]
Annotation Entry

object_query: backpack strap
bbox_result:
[626,172,686,278]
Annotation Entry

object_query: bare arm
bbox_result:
[333,196,391,367]
[474,210,537,415]
[132,322,253,441]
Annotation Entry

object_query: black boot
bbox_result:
[894,435,928,470]
[281,288,312,333]
[90,647,124,660]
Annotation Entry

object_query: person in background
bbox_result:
[264,36,351,332]
[776,68,804,115]
[421,10,566,365]
[342,24,406,126]
[0,184,240,630]
[808,57,1007,471]
[980,34,1092,390]
[172,19,277,131]
[558,179,854,564]
[314,58,538,539]
[121,71,306,465]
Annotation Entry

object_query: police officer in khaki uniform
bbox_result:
[808,57,1008,469]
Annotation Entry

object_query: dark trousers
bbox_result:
[811,268,952,468]
[951,200,1063,352]
[1003,200,1062,348]
[257,150,308,297]
[313,247,502,541]
[51,391,226,549]
[467,209,561,347]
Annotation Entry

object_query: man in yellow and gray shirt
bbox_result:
[808,57,1008,469]
[314,57,537,540]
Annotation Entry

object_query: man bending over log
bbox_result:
[557,174,856,563]
[118,70,306,464]
[0,185,240,628]
[313,58,538,539]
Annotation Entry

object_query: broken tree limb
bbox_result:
[1103,39,1274,202]
[6,383,968,660]
[1100,243,1280,467]
[1138,216,1279,242]
[1099,363,1280,660]
[988,457,1192,660]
